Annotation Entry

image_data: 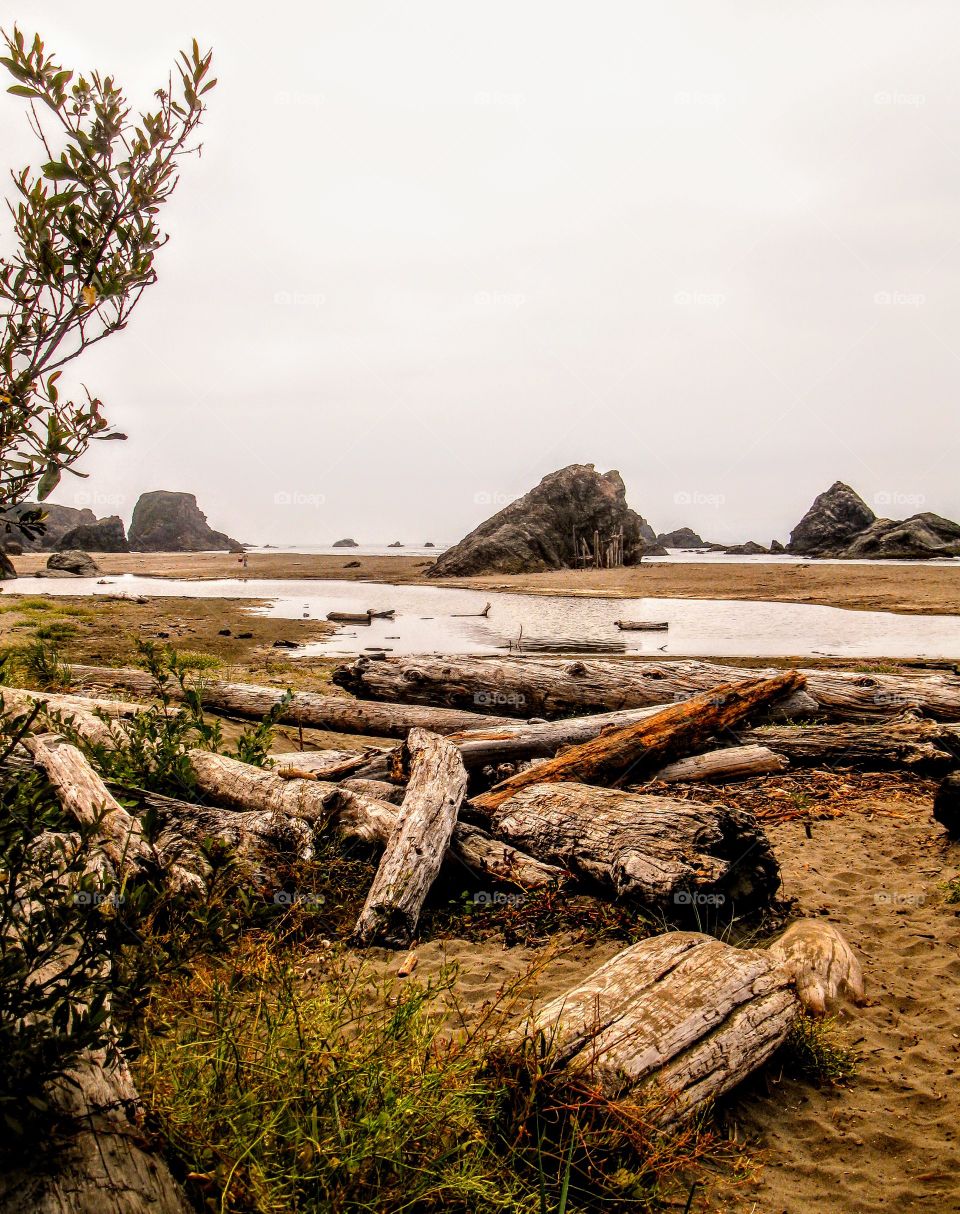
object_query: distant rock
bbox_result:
[657,527,704,548]
[843,513,960,560]
[787,482,876,556]
[427,464,658,578]
[343,560,361,568]
[128,492,242,553]
[5,502,98,550]
[770,540,786,554]
[388,541,404,548]
[724,541,769,555]
[42,549,100,577]
[0,550,16,580]
[332,538,359,548]
[56,515,129,553]
[424,542,436,548]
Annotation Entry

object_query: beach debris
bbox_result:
[272,638,300,648]
[640,743,789,784]
[397,951,418,977]
[614,619,668,631]
[326,608,395,624]
[452,601,492,618]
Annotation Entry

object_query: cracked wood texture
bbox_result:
[643,744,789,784]
[333,654,960,721]
[472,671,805,812]
[351,729,467,946]
[489,781,779,906]
[738,720,960,772]
[68,664,513,737]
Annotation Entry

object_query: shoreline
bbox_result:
[6,550,960,616]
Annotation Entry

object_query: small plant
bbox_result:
[941,876,960,905]
[780,1012,859,1084]
[0,633,71,689]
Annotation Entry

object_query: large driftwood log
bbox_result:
[489,782,779,907]
[740,720,960,772]
[472,671,805,812]
[514,919,863,1126]
[334,654,960,722]
[187,750,340,824]
[351,730,467,946]
[644,744,789,784]
[68,664,514,738]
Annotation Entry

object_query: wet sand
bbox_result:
[8,550,960,615]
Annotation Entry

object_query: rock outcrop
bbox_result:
[657,527,703,548]
[333,538,359,548]
[787,483,960,559]
[724,541,769,555]
[786,482,876,556]
[427,464,658,578]
[56,515,129,553]
[128,492,242,553]
[41,549,100,577]
[770,540,786,554]
[5,502,98,550]
[0,550,15,580]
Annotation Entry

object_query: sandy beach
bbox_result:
[8,550,960,616]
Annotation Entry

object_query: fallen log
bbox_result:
[270,748,387,779]
[643,744,789,784]
[933,771,960,836]
[512,919,863,1125]
[68,664,515,738]
[187,750,340,825]
[351,729,467,946]
[488,781,779,907]
[740,720,960,772]
[333,654,960,721]
[472,671,805,812]
[340,777,405,804]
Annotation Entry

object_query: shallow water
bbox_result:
[15,575,960,659]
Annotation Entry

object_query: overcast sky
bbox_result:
[4,1,959,545]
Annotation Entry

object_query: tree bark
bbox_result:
[643,745,789,784]
[472,671,805,812]
[488,781,779,907]
[351,729,467,947]
[739,720,959,772]
[333,654,960,722]
[68,664,514,738]
[512,919,863,1126]
[187,750,340,824]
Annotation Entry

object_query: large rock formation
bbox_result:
[332,538,359,548]
[4,502,98,550]
[41,549,100,577]
[56,515,129,553]
[788,482,960,559]
[787,482,876,556]
[128,492,242,553]
[427,464,658,578]
[724,540,769,555]
[657,527,703,548]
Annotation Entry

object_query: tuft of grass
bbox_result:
[942,877,960,905]
[0,634,72,690]
[0,596,90,618]
[780,1012,859,1084]
[175,650,221,671]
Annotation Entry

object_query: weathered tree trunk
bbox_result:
[187,750,340,824]
[643,745,789,784]
[0,1050,191,1214]
[933,771,960,836]
[488,781,779,907]
[352,730,467,946]
[512,919,863,1126]
[472,672,805,812]
[270,748,387,779]
[334,654,960,722]
[740,720,959,772]
[68,664,514,738]
[1,684,147,748]
[339,777,406,803]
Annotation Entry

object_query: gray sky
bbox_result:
[4,1,959,545]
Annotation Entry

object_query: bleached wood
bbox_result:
[644,744,789,784]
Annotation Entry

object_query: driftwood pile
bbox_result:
[8,646,958,1208]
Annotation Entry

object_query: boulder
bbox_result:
[724,541,769,555]
[128,491,242,553]
[786,482,876,555]
[56,515,129,553]
[0,550,16,580]
[656,527,707,548]
[427,464,657,578]
[388,541,404,548]
[333,538,359,548]
[424,541,436,548]
[43,549,100,576]
[934,772,960,836]
[3,501,97,550]
[770,540,786,554]
[842,513,960,560]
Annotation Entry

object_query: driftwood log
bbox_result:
[352,730,467,946]
[68,664,513,738]
[488,782,779,907]
[333,654,960,722]
[644,744,789,784]
[740,720,960,772]
[514,920,863,1125]
[472,671,805,812]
